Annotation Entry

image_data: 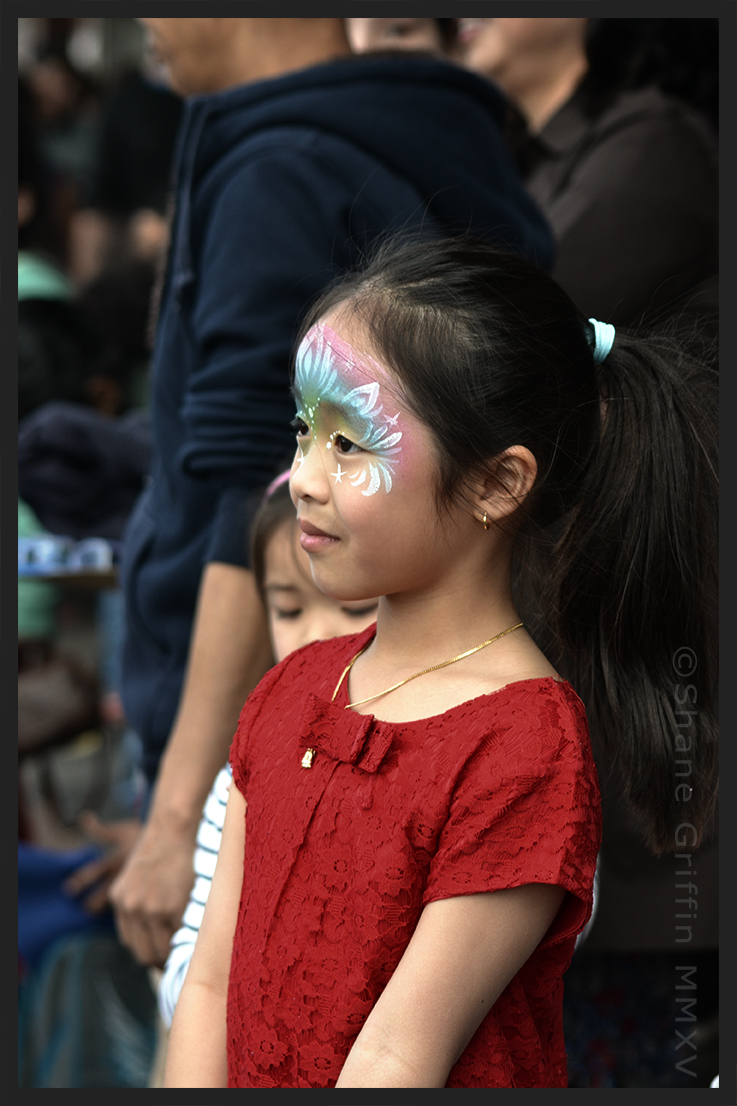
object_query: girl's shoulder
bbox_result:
[250,623,376,703]
[445,676,592,779]
[282,622,376,676]
[482,673,587,726]
[498,672,587,732]
[413,672,587,737]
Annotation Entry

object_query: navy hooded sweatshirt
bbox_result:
[120,54,554,780]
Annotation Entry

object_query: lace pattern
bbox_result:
[227,627,601,1087]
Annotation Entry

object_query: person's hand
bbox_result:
[63,812,142,914]
[108,818,197,968]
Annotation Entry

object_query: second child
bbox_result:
[157,474,379,1026]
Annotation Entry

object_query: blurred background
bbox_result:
[17,15,721,1092]
[18,17,180,1090]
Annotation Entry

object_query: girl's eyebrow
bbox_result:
[323,399,364,422]
[294,396,368,432]
[264,583,301,594]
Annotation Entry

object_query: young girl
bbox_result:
[157,474,379,1027]
[164,236,717,1089]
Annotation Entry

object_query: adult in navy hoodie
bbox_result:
[111,18,553,967]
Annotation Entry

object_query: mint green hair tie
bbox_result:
[588,318,616,363]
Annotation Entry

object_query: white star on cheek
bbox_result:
[296,450,306,466]
[331,463,345,484]
[385,412,400,427]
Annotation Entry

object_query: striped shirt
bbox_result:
[157,764,231,1027]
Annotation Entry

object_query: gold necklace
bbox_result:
[333,620,524,709]
[301,622,524,767]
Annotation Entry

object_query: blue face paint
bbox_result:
[293,323,403,495]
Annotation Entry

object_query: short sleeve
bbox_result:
[423,683,601,945]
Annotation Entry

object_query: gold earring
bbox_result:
[482,511,491,530]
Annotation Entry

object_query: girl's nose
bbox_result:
[290,440,330,503]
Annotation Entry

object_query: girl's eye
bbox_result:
[291,417,309,438]
[332,433,361,455]
[273,608,303,620]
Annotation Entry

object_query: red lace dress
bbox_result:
[227,626,601,1088]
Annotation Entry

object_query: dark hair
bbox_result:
[18,300,97,419]
[436,19,457,50]
[295,234,718,853]
[75,257,160,410]
[249,478,297,597]
[580,18,718,129]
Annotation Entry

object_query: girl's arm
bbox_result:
[335,882,565,1089]
[163,783,246,1088]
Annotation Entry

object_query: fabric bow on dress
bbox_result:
[298,694,395,774]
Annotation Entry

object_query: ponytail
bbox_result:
[543,331,718,853]
[299,234,718,855]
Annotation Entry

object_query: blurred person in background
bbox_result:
[25,51,101,235]
[19,72,161,1085]
[458,15,719,1088]
[18,76,82,390]
[345,17,456,55]
[68,52,182,286]
[18,72,153,868]
[101,16,553,971]
[19,87,153,543]
[18,76,111,783]
[19,76,67,267]
[457,17,718,334]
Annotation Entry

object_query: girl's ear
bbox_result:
[474,446,538,524]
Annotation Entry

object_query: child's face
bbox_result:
[264,520,379,662]
[290,310,476,603]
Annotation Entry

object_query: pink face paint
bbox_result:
[293,324,404,495]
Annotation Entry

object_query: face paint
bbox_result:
[293,323,403,496]
[291,318,472,608]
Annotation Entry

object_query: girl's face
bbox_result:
[263,520,378,663]
[290,310,478,603]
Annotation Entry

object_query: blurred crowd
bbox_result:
[17,16,719,1091]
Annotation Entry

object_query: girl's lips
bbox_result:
[299,520,339,552]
